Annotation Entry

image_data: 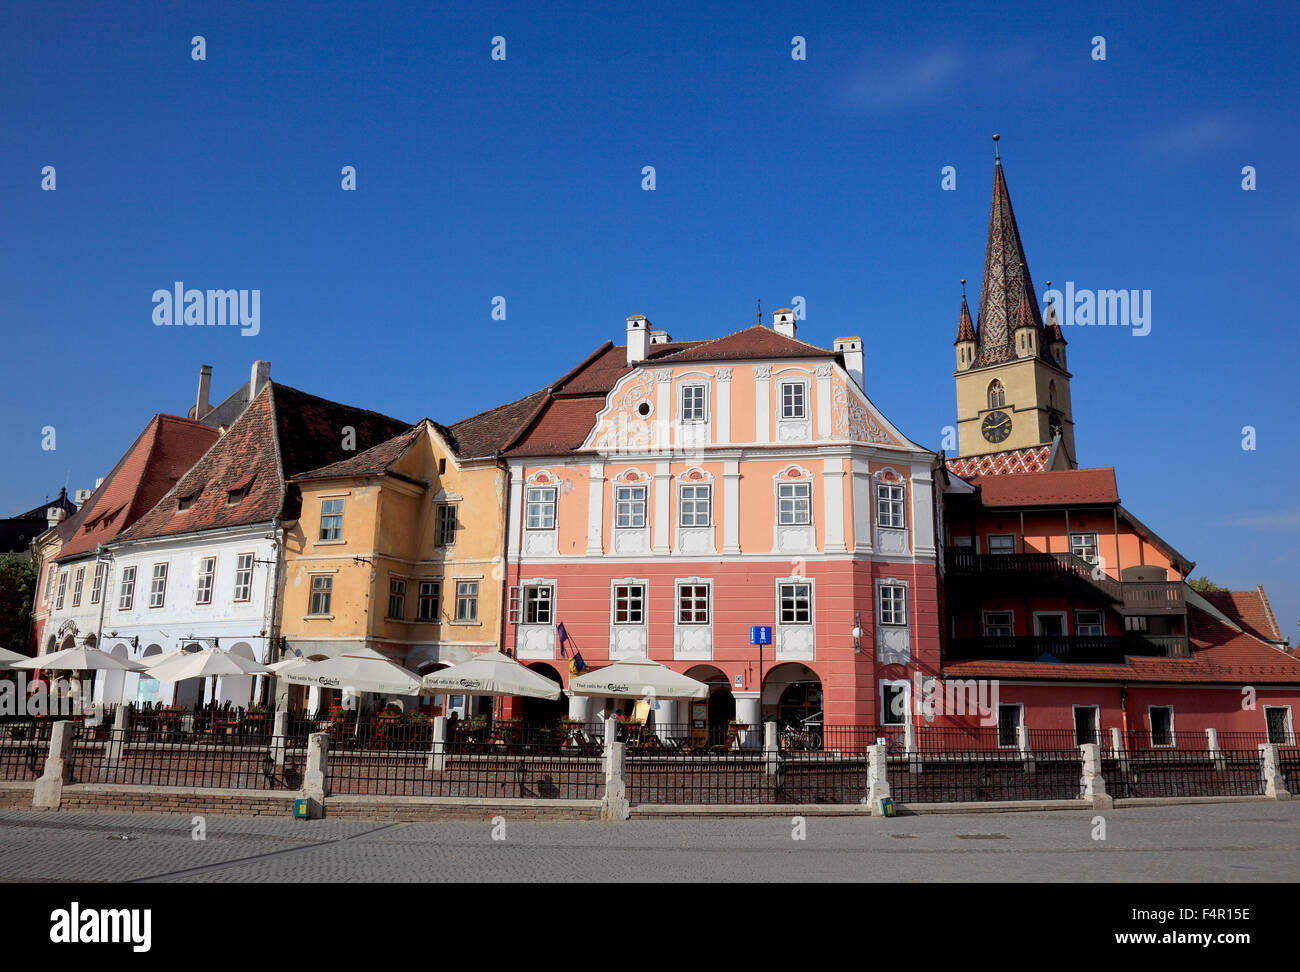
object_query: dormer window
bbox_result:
[226,474,255,505]
[177,488,202,511]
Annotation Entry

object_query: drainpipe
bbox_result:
[1119,683,1129,744]
[261,518,283,705]
[92,544,111,705]
[494,452,514,718]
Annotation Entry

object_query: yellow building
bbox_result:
[279,404,540,712]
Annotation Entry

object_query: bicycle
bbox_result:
[778,713,823,751]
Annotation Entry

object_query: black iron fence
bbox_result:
[69,725,302,791]
[1104,749,1265,799]
[625,752,776,804]
[0,719,53,781]
[887,744,1084,804]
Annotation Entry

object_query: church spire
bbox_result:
[972,139,1044,368]
[954,281,975,345]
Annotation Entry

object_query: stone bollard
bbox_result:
[1080,742,1113,809]
[33,721,75,810]
[764,722,779,777]
[866,744,891,814]
[601,740,630,821]
[299,732,329,817]
[271,709,289,770]
[103,704,129,765]
[1260,744,1291,801]
[904,722,922,775]
[426,715,446,773]
[603,716,617,754]
[1207,728,1226,772]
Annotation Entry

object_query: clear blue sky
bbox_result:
[3,0,1297,639]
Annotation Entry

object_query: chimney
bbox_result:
[95,478,104,489]
[194,364,213,420]
[249,360,271,402]
[626,315,650,365]
[649,329,672,345]
[834,336,865,391]
[74,488,92,508]
[773,308,797,339]
[46,507,66,529]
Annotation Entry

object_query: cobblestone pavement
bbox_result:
[0,801,1297,882]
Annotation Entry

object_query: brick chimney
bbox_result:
[249,360,271,402]
[46,507,66,530]
[773,308,797,339]
[626,315,650,365]
[193,365,213,421]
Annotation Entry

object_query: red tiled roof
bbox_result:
[506,398,606,456]
[294,423,425,481]
[55,415,218,562]
[954,294,975,345]
[1201,588,1284,643]
[943,588,1300,685]
[968,468,1119,507]
[444,389,550,459]
[945,444,1053,478]
[119,383,409,541]
[651,324,831,364]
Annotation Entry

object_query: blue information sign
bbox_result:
[750,625,772,645]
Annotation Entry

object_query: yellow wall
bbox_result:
[954,356,1075,459]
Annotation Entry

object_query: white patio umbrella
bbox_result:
[420,652,562,700]
[10,645,148,673]
[567,656,709,700]
[0,646,32,670]
[281,646,422,696]
[265,656,309,675]
[144,648,272,719]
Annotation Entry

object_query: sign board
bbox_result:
[749,626,772,646]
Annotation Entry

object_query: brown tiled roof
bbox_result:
[506,398,607,456]
[55,415,218,562]
[1201,588,1285,644]
[294,423,425,481]
[650,324,831,364]
[943,589,1300,684]
[954,294,975,345]
[968,468,1119,507]
[118,383,409,540]
[444,389,550,459]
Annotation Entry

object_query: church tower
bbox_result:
[953,137,1076,467]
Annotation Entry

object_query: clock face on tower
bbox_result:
[982,410,1012,443]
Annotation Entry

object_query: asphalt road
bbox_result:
[1,802,1297,882]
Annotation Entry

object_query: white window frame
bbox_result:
[997,703,1024,749]
[195,556,216,606]
[1074,609,1104,636]
[1032,611,1068,637]
[454,580,480,623]
[308,574,333,616]
[524,487,556,531]
[779,380,807,419]
[614,485,647,529]
[1147,705,1175,748]
[522,584,554,625]
[777,580,813,625]
[986,533,1015,555]
[1264,706,1295,745]
[777,481,812,526]
[55,571,67,610]
[612,582,646,625]
[1072,704,1100,746]
[44,565,56,604]
[148,563,169,609]
[878,583,907,626]
[677,581,710,625]
[876,482,906,529]
[678,483,712,528]
[1070,532,1099,565]
[319,498,344,541]
[880,680,910,726]
[70,566,84,608]
[89,561,106,605]
[117,566,136,611]
[233,552,254,603]
[982,610,1014,637]
[388,577,407,620]
[680,383,708,423]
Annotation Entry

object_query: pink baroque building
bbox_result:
[498,309,941,733]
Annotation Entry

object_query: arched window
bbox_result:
[988,379,1005,409]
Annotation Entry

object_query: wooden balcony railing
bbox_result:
[945,633,1190,665]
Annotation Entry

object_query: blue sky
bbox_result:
[3,0,1297,639]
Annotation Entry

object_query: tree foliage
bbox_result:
[1187,577,1229,593]
[0,555,37,656]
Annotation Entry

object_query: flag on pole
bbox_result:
[569,650,588,675]
[556,622,569,658]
